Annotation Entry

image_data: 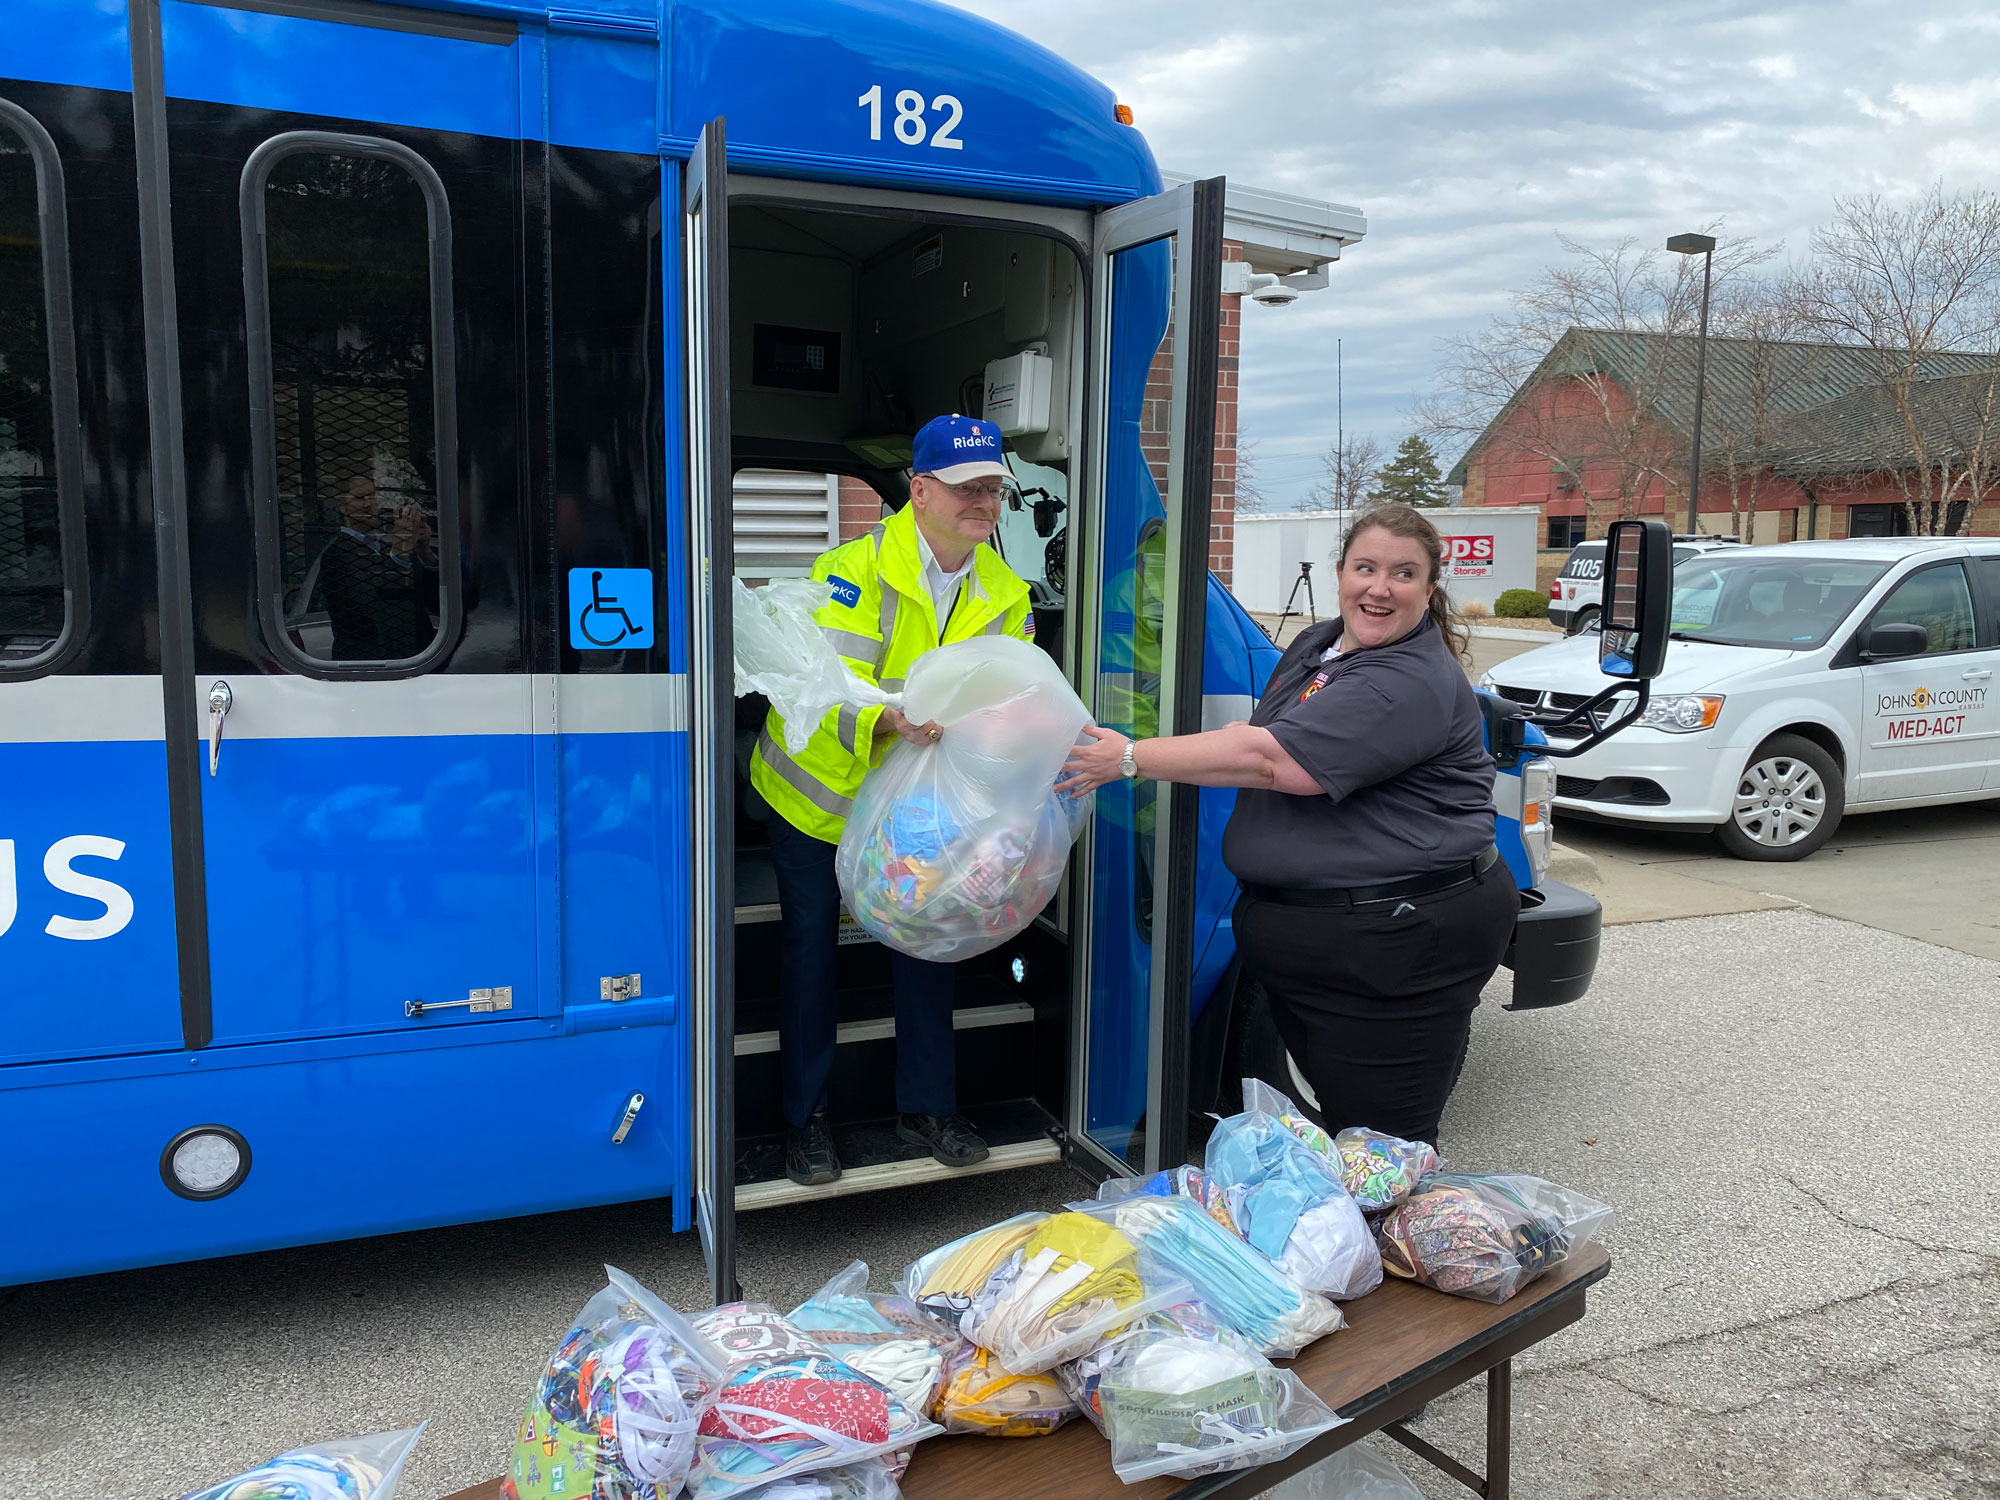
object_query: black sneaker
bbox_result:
[786,1111,841,1186]
[897,1113,990,1168]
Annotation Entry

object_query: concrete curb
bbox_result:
[1545,841,1600,886]
[1469,624,1566,643]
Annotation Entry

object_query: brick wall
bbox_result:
[837,473,882,543]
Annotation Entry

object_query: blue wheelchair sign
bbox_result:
[568,567,654,650]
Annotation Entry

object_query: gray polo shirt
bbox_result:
[1222,614,1496,888]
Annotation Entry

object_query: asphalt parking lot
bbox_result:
[5,896,1996,1500]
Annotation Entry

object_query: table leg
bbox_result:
[1486,1359,1512,1500]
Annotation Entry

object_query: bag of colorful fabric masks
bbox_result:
[503,1268,726,1500]
[789,1260,961,1415]
[689,1302,940,1500]
[1241,1079,1439,1212]
[931,1341,1079,1436]
[1377,1173,1613,1304]
[1094,1319,1341,1483]
[1073,1190,1343,1359]
[1205,1109,1382,1301]
[837,637,1093,964]
[956,1210,1190,1374]
[182,1428,425,1500]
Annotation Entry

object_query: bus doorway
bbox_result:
[679,163,1225,1276]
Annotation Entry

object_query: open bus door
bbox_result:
[682,119,737,1303]
[1069,179,1226,1178]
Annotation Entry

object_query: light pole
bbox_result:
[1667,233,1717,536]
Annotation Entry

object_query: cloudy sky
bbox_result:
[958,0,2000,506]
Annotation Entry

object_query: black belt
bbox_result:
[1243,845,1500,909]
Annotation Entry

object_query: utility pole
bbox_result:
[1667,233,1717,535]
[1336,338,1343,508]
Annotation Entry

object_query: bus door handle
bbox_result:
[206,680,233,776]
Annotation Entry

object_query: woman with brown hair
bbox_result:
[1058,503,1515,1146]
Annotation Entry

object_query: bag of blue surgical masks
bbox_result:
[181,1427,424,1500]
[1204,1110,1382,1301]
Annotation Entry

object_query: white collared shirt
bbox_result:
[914,525,975,633]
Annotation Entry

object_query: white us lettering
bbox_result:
[0,836,135,941]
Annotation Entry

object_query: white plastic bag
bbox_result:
[181,1427,424,1500]
[734,578,899,754]
[837,637,1092,963]
[1096,1323,1342,1483]
[1265,1442,1426,1500]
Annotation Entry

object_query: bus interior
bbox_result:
[722,199,1090,1204]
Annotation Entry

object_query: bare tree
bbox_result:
[1420,232,1776,530]
[1234,433,1267,514]
[1305,434,1382,510]
[1701,279,1822,540]
[1792,186,2000,536]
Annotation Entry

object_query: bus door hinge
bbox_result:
[600,973,642,1002]
[405,986,514,1019]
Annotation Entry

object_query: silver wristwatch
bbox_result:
[1120,740,1139,779]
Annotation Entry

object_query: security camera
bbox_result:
[1244,273,1300,307]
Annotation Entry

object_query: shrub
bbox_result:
[1493,588,1549,619]
[1460,598,1491,618]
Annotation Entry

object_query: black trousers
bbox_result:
[767,815,957,1128]
[1234,857,1519,1146]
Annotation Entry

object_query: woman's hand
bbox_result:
[874,706,944,746]
[1056,723,1128,795]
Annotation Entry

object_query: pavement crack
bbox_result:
[1781,1174,2000,1264]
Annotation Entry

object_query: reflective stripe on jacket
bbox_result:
[751,503,1035,844]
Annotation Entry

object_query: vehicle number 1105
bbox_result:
[858,84,964,150]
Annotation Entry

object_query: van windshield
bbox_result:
[1669,554,1891,649]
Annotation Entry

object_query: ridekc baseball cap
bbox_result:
[913,413,1010,484]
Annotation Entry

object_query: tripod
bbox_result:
[1274,560,1317,644]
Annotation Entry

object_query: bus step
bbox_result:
[733,1000,1034,1056]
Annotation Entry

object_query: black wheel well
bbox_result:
[1758,722,1846,771]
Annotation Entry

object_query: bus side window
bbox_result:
[244,136,460,673]
[0,100,84,676]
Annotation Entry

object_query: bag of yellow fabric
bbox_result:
[930,1343,1077,1437]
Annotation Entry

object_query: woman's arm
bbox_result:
[1057,722,1325,797]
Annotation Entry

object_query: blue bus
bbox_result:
[1,0,1647,1299]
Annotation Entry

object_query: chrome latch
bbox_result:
[611,1091,644,1144]
[600,973,642,1002]
[405,986,514,1019]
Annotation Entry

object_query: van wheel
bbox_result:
[1712,734,1843,861]
[1565,606,1599,636]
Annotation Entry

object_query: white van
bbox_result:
[1489,538,2000,859]
[1549,535,1742,633]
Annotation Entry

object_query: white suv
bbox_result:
[1487,538,2000,860]
[1550,535,1742,633]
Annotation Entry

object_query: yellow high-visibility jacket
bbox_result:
[751,503,1036,843]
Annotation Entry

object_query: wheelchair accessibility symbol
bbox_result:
[568,567,654,650]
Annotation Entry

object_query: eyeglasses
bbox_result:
[922,475,1018,505]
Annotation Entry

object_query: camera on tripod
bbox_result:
[1275,559,1318,641]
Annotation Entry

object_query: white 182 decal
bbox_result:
[857,84,965,150]
[0,837,136,941]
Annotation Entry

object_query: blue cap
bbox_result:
[912,413,1009,483]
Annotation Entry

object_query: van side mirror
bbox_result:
[1863,622,1929,660]
[1598,519,1671,680]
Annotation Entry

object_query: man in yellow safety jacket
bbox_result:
[751,413,1036,1186]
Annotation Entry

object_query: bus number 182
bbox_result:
[858,84,965,149]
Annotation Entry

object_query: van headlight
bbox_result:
[1476,671,1496,691]
[1521,756,1555,888]
[1637,694,1724,732]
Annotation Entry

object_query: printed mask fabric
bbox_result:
[689,1304,939,1499]
[183,1428,425,1500]
[502,1268,727,1500]
[789,1260,962,1416]
[1377,1173,1613,1304]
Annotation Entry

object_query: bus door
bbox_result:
[155,3,550,1048]
[1071,179,1225,1177]
[681,119,737,1301]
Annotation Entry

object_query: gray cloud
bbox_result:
[957,0,2000,503]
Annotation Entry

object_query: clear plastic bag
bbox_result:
[1241,1079,1439,1213]
[1068,1192,1344,1359]
[1377,1173,1613,1303]
[1264,1443,1426,1500]
[789,1260,962,1416]
[734,1458,903,1500]
[181,1427,424,1500]
[1059,1298,1237,1435]
[503,1266,728,1500]
[896,1211,1049,1325]
[931,1341,1078,1437]
[734,579,899,754]
[1205,1111,1382,1301]
[837,637,1093,963]
[956,1213,1193,1375]
[688,1302,941,1500]
[1097,1324,1342,1483]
